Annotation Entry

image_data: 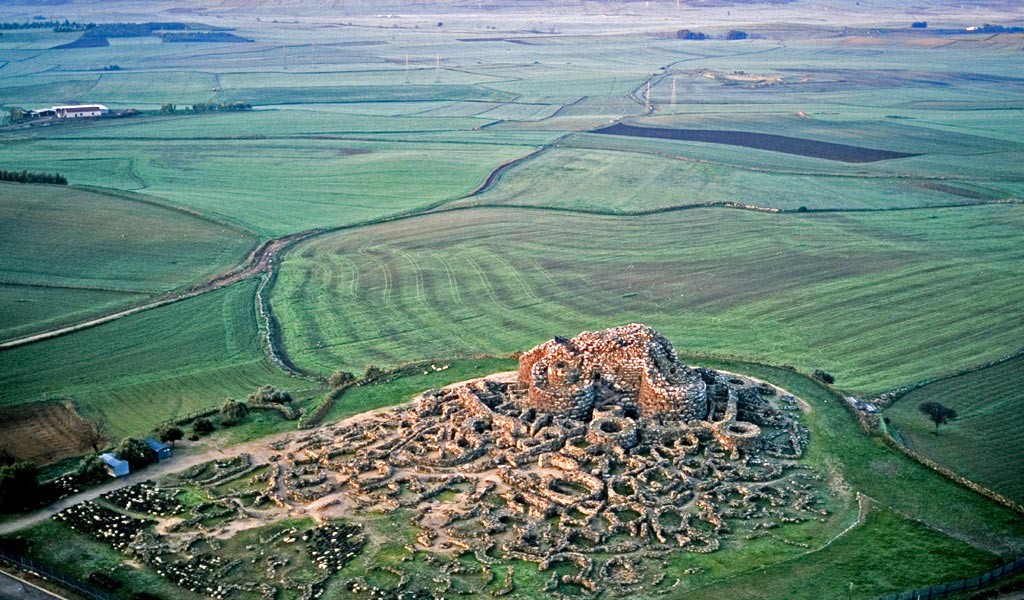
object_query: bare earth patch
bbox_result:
[0,401,99,464]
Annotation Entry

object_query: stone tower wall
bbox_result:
[515,324,707,420]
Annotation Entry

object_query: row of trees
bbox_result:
[159,102,253,115]
[83,22,188,39]
[676,29,748,40]
[162,32,254,43]
[0,20,92,32]
[0,169,68,185]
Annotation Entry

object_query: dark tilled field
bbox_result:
[593,123,920,163]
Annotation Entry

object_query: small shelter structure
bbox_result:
[144,438,172,461]
[100,453,130,478]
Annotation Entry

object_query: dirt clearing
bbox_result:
[0,401,99,464]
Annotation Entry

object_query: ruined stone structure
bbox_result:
[274,325,817,598]
[99,326,819,600]
[517,324,708,421]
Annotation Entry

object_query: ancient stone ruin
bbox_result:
[52,325,822,599]
[291,324,819,597]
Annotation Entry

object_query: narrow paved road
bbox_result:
[0,571,65,600]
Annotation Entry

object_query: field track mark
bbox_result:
[76,185,256,237]
[435,255,464,305]
[462,254,501,306]
[0,279,152,294]
[394,249,427,305]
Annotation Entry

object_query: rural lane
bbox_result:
[0,403,397,537]
[0,230,318,352]
[0,445,224,537]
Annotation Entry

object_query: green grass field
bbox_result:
[460,146,1010,212]
[884,356,1024,504]
[0,283,146,342]
[0,8,1022,598]
[0,182,255,339]
[0,183,256,289]
[0,280,314,438]
[0,116,542,236]
[273,204,1023,395]
[321,356,517,424]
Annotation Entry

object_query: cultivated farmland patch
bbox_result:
[592,123,920,163]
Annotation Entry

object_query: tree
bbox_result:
[193,417,214,435]
[364,365,385,382]
[248,385,292,404]
[115,437,157,470]
[159,425,184,447]
[725,30,749,40]
[676,29,707,40]
[85,420,108,453]
[0,462,40,512]
[75,454,109,484]
[918,401,957,434]
[220,399,249,426]
[328,370,355,389]
[813,369,835,384]
[7,106,28,123]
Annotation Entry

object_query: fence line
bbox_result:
[876,556,1024,600]
[0,547,119,600]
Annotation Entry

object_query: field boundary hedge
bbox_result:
[255,270,312,380]
[881,430,1024,517]
[875,557,1024,600]
[297,383,353,429]
[872,346,1024,408]
[0,547,118,600]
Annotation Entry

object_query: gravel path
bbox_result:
[0,402,405,538]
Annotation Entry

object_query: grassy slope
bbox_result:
[0,123,539,237]
[0,280,314,438]
[322,356,517,424]
[0,183,255,338]
[0,283,147,341]
[273,205,1024,395]
[0,184,254,291]
[461,146,1008,212]
[681,508,998,599]
[4,520,205,600]
[884,356,1024,505]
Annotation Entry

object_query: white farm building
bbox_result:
[53,104,109,118]
[31,104,110,119]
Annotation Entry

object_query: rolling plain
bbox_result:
[0,0,1022,598]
